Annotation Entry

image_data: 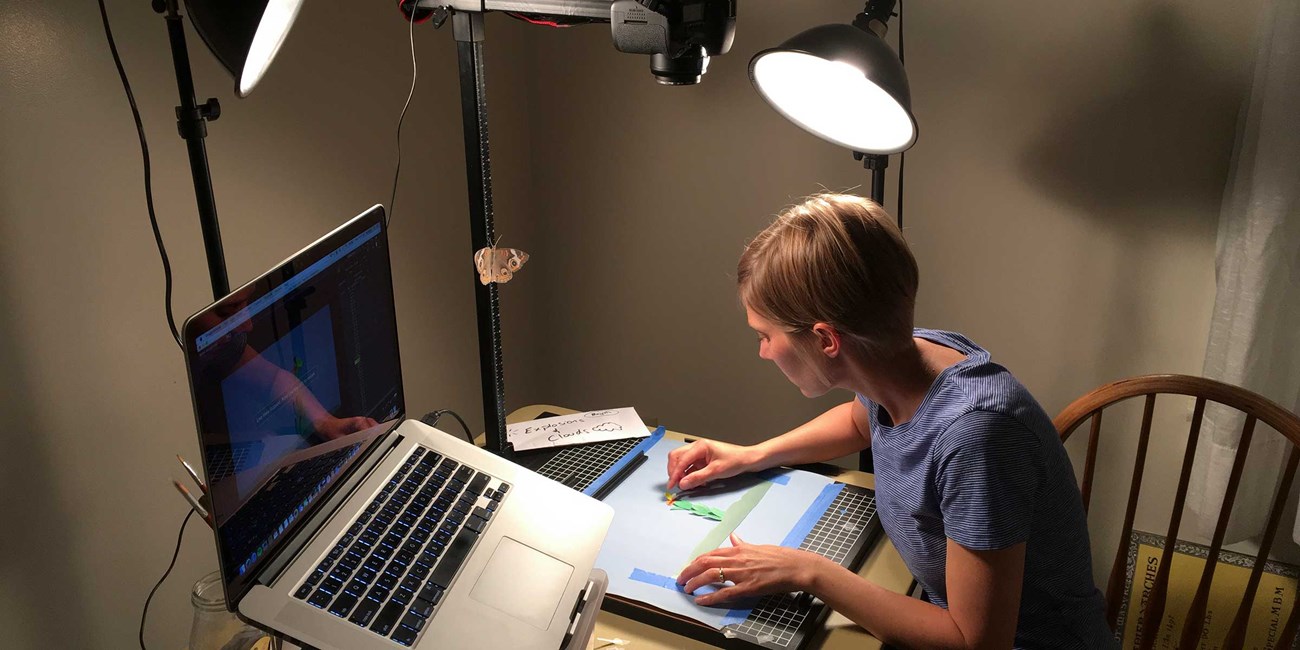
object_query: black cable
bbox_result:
[389,5,420,229]
[139,509,195,650]
[425,409,475,444]
[897,1,905,66]
[98,0,182,349]
[896,0,905,231]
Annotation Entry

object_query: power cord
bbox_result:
[102,3,197,644]
[895,0,906,230]
[97,0,182,350]
[139,509,195,650]
[388,0,422,229]
[421,409,476,445]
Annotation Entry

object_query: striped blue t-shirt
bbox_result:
[862,329,1115,649]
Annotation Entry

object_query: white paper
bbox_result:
[506,407,651,451]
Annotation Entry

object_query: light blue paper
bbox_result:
[594,437,840,629]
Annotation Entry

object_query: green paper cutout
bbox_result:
[686,481,774,565]
[670,500,725,521]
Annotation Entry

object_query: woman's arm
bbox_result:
[667,399,870,490]
[752,398,872,468]
[240,350,378,439]
[815,540,1025,649]
[680,535,1025,650]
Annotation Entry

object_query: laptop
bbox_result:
[181,205,613,649]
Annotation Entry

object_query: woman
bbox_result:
[668,194,1114,648]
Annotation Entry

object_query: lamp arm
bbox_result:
[854,0,896,38]
[158,0,231,299]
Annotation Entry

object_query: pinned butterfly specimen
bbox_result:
[473,242,529,285]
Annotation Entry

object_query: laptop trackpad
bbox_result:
[470,537,574,630]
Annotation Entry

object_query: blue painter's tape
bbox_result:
[780,482,844,548]
[629,569,753,626]
[754,468,792,485]
[628,568,718,596]
[629,568,680,590]
[583,427,666,497]
[721,608,752,627]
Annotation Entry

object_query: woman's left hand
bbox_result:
[676,533,832,606]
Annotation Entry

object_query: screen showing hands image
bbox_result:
[195,288,381,441]
[189,228,403,506]
[184,213,405,586]
[219,305,376,446]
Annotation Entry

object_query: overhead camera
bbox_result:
[610,0,736,85]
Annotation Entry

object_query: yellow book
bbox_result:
[1118,530,1298,649]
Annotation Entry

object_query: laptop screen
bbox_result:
[182,205,405,602]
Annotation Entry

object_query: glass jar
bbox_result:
[188,571,280,650]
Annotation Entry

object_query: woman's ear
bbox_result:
[810,323,841,358]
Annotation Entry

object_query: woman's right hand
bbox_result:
[667,440,760,491]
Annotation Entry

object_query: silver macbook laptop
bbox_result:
[181,205,612,649]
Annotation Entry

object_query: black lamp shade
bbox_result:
[750,23,916,155]
[184,0,304,97]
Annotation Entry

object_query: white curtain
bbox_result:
[1187,0,1300,545]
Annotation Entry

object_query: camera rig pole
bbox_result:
[421,1,612,459]
[449,11,511,458]
[415,0,730,457]
[419,0,610,19]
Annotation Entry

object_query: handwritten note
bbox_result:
[507,407,651,451]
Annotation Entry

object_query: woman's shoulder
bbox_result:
[917,330,1043,413]
[913,328,985,359]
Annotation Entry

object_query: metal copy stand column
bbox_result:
[453,12,511,458]
[160,0,230,300]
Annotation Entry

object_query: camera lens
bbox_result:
[650,46,710,85]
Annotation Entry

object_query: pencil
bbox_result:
[176,454,207,494]
[172,478,210,520]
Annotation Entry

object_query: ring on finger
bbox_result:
[718,567,726,583]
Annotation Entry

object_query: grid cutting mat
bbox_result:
[533,436,645,491]
[727,484,880,649]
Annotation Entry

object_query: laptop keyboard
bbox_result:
[204,440,264,482]
[293,446,508,646]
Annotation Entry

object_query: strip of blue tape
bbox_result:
[629,568,683,591]
[754,468,792,485]
[720,607,751,627]
[779,482,844,548]
[628,568,752,626]
[582,426,666,497]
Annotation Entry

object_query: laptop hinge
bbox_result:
[255,430,406,588]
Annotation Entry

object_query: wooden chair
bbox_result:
[1054,374,1300,650]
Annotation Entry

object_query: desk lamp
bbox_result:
[750,0,913,471]
[749,0,914,212]
[155,0,304,298]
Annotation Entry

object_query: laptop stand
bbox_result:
[561,569,609,650]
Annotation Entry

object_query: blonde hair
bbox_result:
[737,193,919,361]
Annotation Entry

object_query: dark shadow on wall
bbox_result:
[1020,6,1245,223]
[0,215,94,645]
[1014,6,1254,404]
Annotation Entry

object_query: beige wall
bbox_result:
[0,2,540,646]
[0,0,1269,647]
